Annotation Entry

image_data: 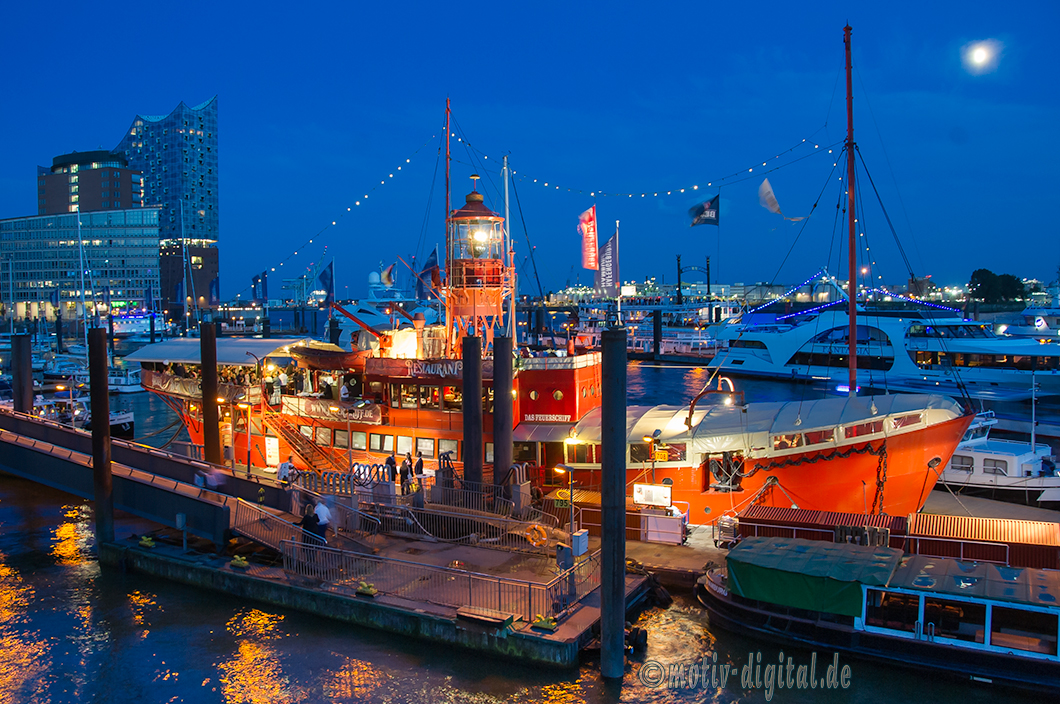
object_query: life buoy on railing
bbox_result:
[525,524,549,548]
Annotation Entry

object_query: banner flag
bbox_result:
[417,246,440,300]
[317,261,335,307]
[209,277,220,307]
[689,195,720,227]
[579,205,599,270]
[594,234,619,297]
[758,179,806,221]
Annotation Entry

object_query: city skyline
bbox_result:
[1,2,1057,301]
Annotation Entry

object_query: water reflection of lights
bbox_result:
[321,657,389,700]
[127,590,158,640]
[51,505,93,567]
[538,680,586,704]
[0,554,50,703]
[219,609,297,703]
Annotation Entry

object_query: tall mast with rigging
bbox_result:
[844,24,858,397]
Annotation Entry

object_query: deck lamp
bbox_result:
[553,464,576,536]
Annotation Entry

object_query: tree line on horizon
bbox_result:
[967,268,1035,304]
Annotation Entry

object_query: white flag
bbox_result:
[758,178,805,221]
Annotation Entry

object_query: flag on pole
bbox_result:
[689,195,720,227]
[317,261,335,307]
[594,233,619,297]
[758,179,806,221]
[209,277,220,307]
[381,262,396,287]
[579,206,599,270]
[417,246,440,300]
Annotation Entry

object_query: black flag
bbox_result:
[689,195,720,227]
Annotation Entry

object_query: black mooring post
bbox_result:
[108,313,115,357]
[601,326,627,679]
[200,322,222,465]
[11,333,32,413]
[492,336,513,491]
[652,309,662,359]
[149,314,156,344]
[462,335,483,485]
[88,328,114,546]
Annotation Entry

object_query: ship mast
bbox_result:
[844,24,858,397]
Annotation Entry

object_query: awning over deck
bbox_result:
[124,337,312,367]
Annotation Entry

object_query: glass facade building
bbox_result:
[0,209,161,321]
[113,97,219,316]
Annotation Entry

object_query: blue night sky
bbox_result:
[2,2,1057,300]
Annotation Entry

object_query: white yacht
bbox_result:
[708,307,1060,400]
[938,411,1060,506]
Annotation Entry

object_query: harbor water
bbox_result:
[0,362,1041,702]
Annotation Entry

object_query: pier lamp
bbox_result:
[642,429,664,483]
[553,463,577,535]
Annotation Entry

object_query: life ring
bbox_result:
[525,524,549,548]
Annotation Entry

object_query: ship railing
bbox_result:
[231,498,314,552]
[356,501,556,556]
[416,474,516,516]
[290,487,382,549]
[279,540,601,621]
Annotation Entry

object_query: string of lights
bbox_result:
[231,135,437,299]
[454,132,843,199]
[864,287,961,312]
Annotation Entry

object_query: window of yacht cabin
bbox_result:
[299,425,312,439]
[864,590,919,632]
[630,443,651,463]
[892,413,922,430]
[334,429,349,450]
[416,437,434,458]
[803,429,835,445]
[924,597,986,643]
[443,386,462,410]
[773,433,804,450]
[438,438,458,459]
[984,458,1008,475]
[419,385,440,409]
[315,427,331,446]
[397,436,413,456]
[990,606,1058,655]
[950,455,974,472]
[844,420,884,439]
[351,431,367,451]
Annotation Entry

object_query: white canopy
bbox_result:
[124,337,311,367]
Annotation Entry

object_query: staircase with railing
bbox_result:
[260,407,347,473]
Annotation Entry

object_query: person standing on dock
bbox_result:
[414,451,424,477]
[277,455,295,486]
[399,453,412,495]
[314,500,332,543]
[384,453,397,483]
[278,369,288,397]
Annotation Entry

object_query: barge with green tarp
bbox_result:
[696,536,1060,692]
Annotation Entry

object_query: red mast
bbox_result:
[445,98,451,224]
[844,25,858,397]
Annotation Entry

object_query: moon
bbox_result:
[972,47,988,65]
[963,39,1002,74]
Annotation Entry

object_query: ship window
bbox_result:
[990,606,1058,655]
[419,385,440,409]
[368,381,384,400]
[569,443,589,463]
[315,427,331,446]
[773,433,804,451]
[528,390,539,401]
[950,455,973,472]
[865,590,919,633]
[892,413,922,430]
[924,597,986,643]
[443,385,462,410]
[804,429,835,445]
[396,436,413,456]
[630,443,651,463]
[334,429,349,449]
[439,438,459,459]
[351,431,367,451]
[389,383,401,408]
[984,458,1008,476]
[299,425,312,439]
[416,437,434,458]
[513,442,536,463]
[485,442,494,463]
[553,389,563,401]
[845,420,884,438]
[581,387,587,398]
[399,385,418,409]
[369,433,393,453]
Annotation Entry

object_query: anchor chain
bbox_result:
[870,445,889,514]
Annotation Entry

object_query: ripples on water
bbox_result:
[0,365,1034,702]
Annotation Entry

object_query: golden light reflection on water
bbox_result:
[0,552,50,704]
[218,609,304,704]
[536,680,586,704]
[128,590,158,640]
[320,657,389,701]
[50,506,92,567]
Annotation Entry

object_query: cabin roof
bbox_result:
[889,554,1060,608]
[124,337,312,367]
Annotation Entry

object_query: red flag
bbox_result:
[579,206,599,270]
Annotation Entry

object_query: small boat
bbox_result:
[74,366,143,394]
[937,411,1060,507]
[695,536,1060,692]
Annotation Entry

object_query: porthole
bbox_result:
[581,387,587,398]
[553,390,564,401]
[529,390,538,400]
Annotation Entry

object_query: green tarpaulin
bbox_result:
[726,537,903,617]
